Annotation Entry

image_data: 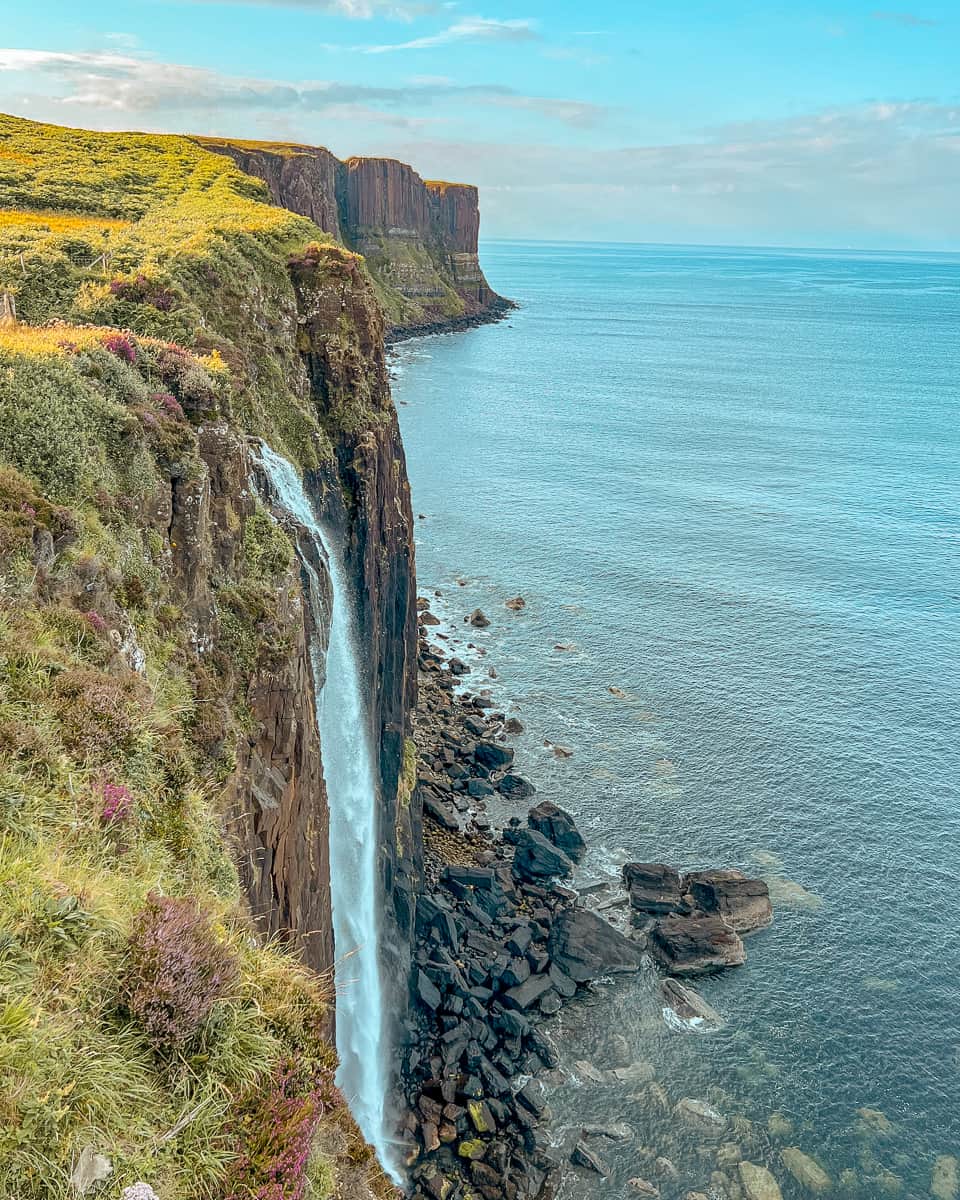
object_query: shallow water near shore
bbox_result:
[392,241,960,1197]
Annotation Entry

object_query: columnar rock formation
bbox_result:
[196,137,508,333]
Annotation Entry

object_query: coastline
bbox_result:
[386,297,518,346]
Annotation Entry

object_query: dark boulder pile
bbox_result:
[404,619,642,1200]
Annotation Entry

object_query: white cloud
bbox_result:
[361,16,539,53]
[0,47,599,128]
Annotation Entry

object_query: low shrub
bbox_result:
[223,1059,342,1200]
[122,893,238,1053]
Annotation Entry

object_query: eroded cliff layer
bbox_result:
[195,136,508,334]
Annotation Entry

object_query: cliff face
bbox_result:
[0,113,410,1198]
[196,137,507,333]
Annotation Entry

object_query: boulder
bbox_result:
[420,610,441,626]
[547,907,643,983]
[570,1141,608,1177]
[448,657,469,676]
[504,716,525,734]
[649,914,746,975]
[623,862,686,916]
[505,596,526,610]
[528,800,587,863]
[474,740,514,770]
[508,828,574,881]
[498,773,536,800]
[503,973,554,1010]
[468,608,491,628]
[685,869,772,933]
[738,1162,784,1200]
[660,978,725,1032]
[781,1148,831,1194]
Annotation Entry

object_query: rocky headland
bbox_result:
[195,137,515,337]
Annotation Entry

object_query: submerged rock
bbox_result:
[738,1161,784,1200]
[932,1156,959,1200]
[505,596,526,610]
[781,1147,832,1193]
[627,1179,660,1197]
[571,1140,609,1176]
[674,1097,727,1136]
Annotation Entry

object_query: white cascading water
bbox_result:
[256,443,398,1180]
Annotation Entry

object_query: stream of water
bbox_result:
[257,444,398,1180]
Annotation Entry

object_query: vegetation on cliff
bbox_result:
[0,113,397,1200]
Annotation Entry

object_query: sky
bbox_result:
[1,1,959,249]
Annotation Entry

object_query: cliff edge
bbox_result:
[194,137,511,336]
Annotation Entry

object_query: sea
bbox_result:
[390,241,960,1199]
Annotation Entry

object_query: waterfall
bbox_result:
[256,444,397,1180]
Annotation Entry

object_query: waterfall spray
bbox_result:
[256,443,398,1180]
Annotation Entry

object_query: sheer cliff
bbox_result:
[194,137,509,335]
[0,112,419,1199]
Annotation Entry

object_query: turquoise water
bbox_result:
[392,242,960,1196]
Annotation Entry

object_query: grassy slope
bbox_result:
[0,114,394,1200]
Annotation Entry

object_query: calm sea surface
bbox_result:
[391,242,960,1198]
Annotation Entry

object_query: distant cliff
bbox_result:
[194,137,511,335]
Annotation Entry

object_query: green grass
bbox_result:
[0,113,400,1200]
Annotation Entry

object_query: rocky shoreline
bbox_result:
[386,297,518,346]
[398,600,777,1200]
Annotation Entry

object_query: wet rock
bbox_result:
[420,610,442,626]
[571,1140,608,1177]
[573,1060,608,1085]
[504,716,524,734]
[649,914,746,975]
[547,906,643,981]
[468,608,491,628]
[933,1157,959,1200]
[505,596,526,610]
[674,1098,727,1136]
[473,740,514,770]
[611,1061,656,1085]
[508,828,574,881]
[738,1162,784,1200]
[582,1122,633,1141]
[528,800,587,863]
[448,657,469,676]
[623,862,686,916]
[781,1148,831,1193]
[628,1180,660,1197]
[660,978,725,1032]
[498,773,536,800]
[550,743,573,758]
[685,869,773,933]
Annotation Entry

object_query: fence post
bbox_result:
[0,290,16,328]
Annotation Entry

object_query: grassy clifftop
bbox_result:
[0,114,396,1200]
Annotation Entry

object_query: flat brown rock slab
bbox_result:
[684,868,773,933]
[649,913,746,975]
[623,862,687,916]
